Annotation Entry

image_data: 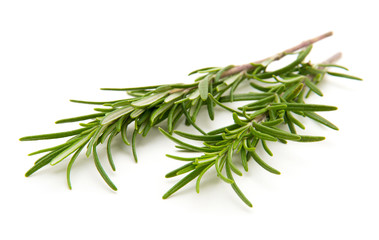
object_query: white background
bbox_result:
[1,0,378,239]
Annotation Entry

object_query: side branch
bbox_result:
[221,31,333,78]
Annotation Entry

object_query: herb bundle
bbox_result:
[20,32,360,207]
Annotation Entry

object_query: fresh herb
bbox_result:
[20,32,360,207]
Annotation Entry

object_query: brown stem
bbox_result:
[221,31,333,78]
[320,52,342,66]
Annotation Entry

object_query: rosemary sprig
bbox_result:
[20,32,360,207]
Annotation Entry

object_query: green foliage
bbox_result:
[20,33,360,207]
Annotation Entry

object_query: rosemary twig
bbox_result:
[20,32,361,207]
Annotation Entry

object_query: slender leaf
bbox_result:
[165,162,196,178]
[66,145,85,189]
[285,103,337,112]
[249,126,278,142]
[174,131,223,141]
[226,146,242,176]
[283,83,304,101]
[25,148,67,177]
[304,78,323,96]
[195,162,215,193]
[302,111,339,130]
[20,128,89,141]
[181,103,206,135]
[261,140,273,156]
[225,163,253,207]
[327,71,362,81]
[219,92,273,102]
[318,64,349,71]
[131,92,169,108]
[162,165,207,199]
[150,102,174,125]
[250,151,280,175]
[295,135,325,142]
[50,133,94,165]
[258,45,312,79]
[198,76,210,100]
[165,91,184,103]
[253,122,301,141]
[55,113,105,124]
[215,156,234,184]
[130,108,145,119]
[101,106,134,125]
[188,89,200,100]
[159,128,214,153]
[131,129,138,163]
[215,65,234,82]
[206,97,215,120]
[166,154,197,161]
[188,67,218,76]
[106,130,117,171]
[93,146,117,191]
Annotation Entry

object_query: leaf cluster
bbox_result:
[20,42,360,207]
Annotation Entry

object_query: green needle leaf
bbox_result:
[226,146,242,176]
[66,145,85,190]
[101,85,161,91]
[150,102,174,125]
[180,103,206,135]
[70,99,118,105]
[56,113,105,124]
[327,71,362,81]
[208,93,244,116]
[20,128,89,141]
[318,64,348,70]
[304,78,323,96]
[285,103,337,112]
[215,65,234,82]
[131,91,169,108]
[249,151,280,175]
[165,154,197,161]
[130,108,145,119]
[283,83,304,101]
[101,106,134,125]
[162,165,207,199]
[261,140,273,156]
[165,92,184,103]
[198,76,210,100]
[25,148,67,177]
[249,126,278,142]
[295,135,325,142]
[240,147,248,172]
[196,162,215,193]
[121,122,130,146]
[302,111,339,130]
[206,97,215,120]
[132,129,138,163]
[258,45,313,79]
[159,128,214,153]
[219,92,273,102]
[215,156,234,184]
[253,122,301,141]
[174,131,223,141]
[188,67,218,76]
[188,89,200,100]
[165,162,195,178]
[225,163,253,207]
[50,133,94,165]
[106,131,117,171]
[93,146,118,191]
